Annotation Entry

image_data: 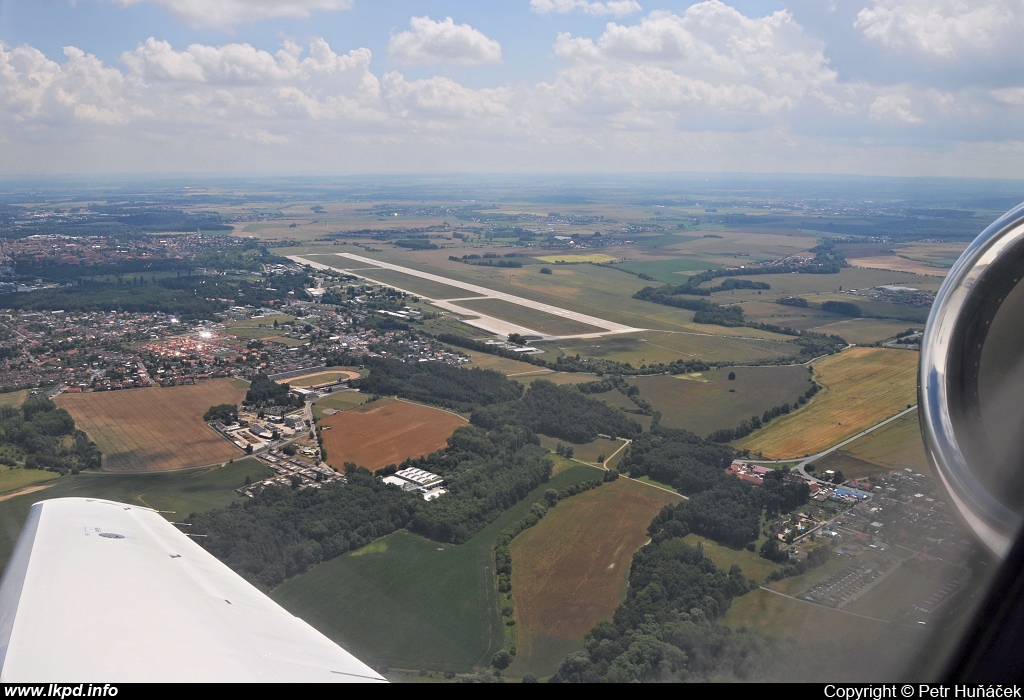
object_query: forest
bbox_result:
[350,358,524,412]
[470,379,643,443]
[0,396,101,473]
[245,375,301,409]
[619,426,809,547]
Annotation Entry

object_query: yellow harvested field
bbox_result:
[535,254,617,264]
[510,477,682,675]
[0,391,28,409]
[56,380,247,472]
[736,347,918,459]
[849,256,947,277]
[460,350,546,376]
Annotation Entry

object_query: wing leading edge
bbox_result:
[0,497,386,683]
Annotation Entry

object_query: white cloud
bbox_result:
[0,43,139,127]
[109,0,352,29]
[120,37,375,88]
[992,88,1024,105]
[0,36,516,156]
[388,17,502,66]
[382,73,510,119]
[546,3,837,117]
[868,92,922,124]
[1,5,1023,179]
[855,0,1017,58]
[530,0,641,17]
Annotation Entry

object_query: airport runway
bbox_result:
[289,253,646,340]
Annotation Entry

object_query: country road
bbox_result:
[739,405,919,484]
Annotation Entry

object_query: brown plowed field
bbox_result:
[319,399,467,472]
[509,478,683,676]
[55,380,247,472]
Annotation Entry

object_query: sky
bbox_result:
[0,0,1022,178]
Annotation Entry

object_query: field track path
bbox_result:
[736,405,919,483]
[0,484,53,503]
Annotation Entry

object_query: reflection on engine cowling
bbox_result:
[921,201,1024,556]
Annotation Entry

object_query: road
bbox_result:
[739,405,919,483]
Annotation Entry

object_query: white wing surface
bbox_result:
[0,497,386,683]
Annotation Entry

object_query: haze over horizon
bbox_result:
[1,0,1022,179]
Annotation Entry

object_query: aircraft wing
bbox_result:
[0,497,386,683]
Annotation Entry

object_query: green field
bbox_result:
[621,233,701,249]
[764,549,857,597]
[222,316,310,346]
[0,459,272,570]
[740,300,842,331]
[535,330,797,367]
[538,435,628,465]
[589,388,638,411]
[681,533,782,583]
[0,467,61,497]
[628,365,814,436]
[813,410,930,478]
[722,588,925,681]
[270,465,601,672]
[535,254,617,264]
[223,325,285,341]
[805,318,921,345]
[453,298,605,336]
[511,371,604,387]
[665,230,816,259]
[609,257,719,282]
[266,336,308,347]
[290,369,356,387]
[0,390,28,409]
[312,391,370,419]
[459,350,549,377]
